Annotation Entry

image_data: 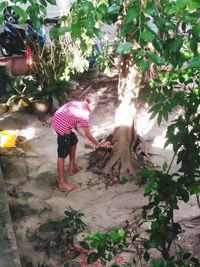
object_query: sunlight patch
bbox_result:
[20,127,36,140]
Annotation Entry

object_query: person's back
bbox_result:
[51,100,90,136]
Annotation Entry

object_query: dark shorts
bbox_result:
[57,131,78,158]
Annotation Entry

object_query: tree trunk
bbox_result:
[104,55,143,177]
[88,55,150,181]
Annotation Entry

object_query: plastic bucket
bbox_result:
[0,130,17,147]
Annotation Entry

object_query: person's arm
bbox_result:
[83,128,112,149]
[83,128,100,148]
[74,126,87,140]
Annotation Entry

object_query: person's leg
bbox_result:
[57,133,75,191]
[69,132,82,176]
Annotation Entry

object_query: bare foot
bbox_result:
[69,166,83,176]
[57,182,76,192]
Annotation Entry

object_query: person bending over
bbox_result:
[51,93,110,192]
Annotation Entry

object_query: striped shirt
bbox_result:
[51,101,90,135]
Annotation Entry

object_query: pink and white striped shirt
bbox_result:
[51,101,90,135]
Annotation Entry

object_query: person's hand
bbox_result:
[99,141,112,149]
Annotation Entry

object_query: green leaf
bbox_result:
[119,176,128,185]
[116,42,133,55]
[162,161,168,171]
[157,112,162,125]
[192,24,200,37]
[0,14,4,23]
[79,241,90,250]
[97,4,107,16]
[118,228,125,237]
[186,0,200,11]
[188,57,200,68]
[146,51,165,65]
[108,4,121,14]
[93,27,102,38]
[39,0,47,7]
[71,23,82,39]
[12,6,27,23]
[139,60,150,72]
[144,2,157,16]
[70,250,80,259]
[49,26,69,37]
[46,0,57,5]
[169,36,183,52]
[188,185,200,194]
[0,1,7,11]
[87,252,98,264]
[82,2,94,13]
[178,188,190,202]
[144,251,150,262]
[145,21,159,35]
[176,0,186,11]
[125,6,139,23]
[153,39,163,52]
[109,231,121,242]
[140,30,155,42]
[29,16,41,29]
[60,15,68,22]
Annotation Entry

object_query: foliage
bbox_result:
[62,207,87,245]
[27,38,72,110]
[0,66,15,94]
[33,207,87,263]
[0,0,57,28]
[0,66,30,107]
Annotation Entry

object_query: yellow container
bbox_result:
[0,130,17,148]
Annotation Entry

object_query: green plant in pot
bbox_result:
[28,38,72,113]
[0,67,31,113]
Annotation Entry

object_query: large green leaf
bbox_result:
[188,57,200,68]
[12,5,27,23]
[39,0,47,7]
[139,60,150,72]
[108,4,121,14]
[116,42,133,54]
[192,24,200,37]
[29,15,42,29]
[145,21,159,35]
[176,0,186,11]
[39,4,47,16]
[87,252,98,264]
[169,36,183,52]
[146,51,165,65]
[0,14,4,23]
[118,228,125,237]
[0,1,7,11]
[143,2,157,16]
[186,0,200,11]
[82,1,94,13]
[96,3,107,17]
[140,30,155,42]
[125,6,140,23]
[45,0,56,5]
[79,241,90,250]
[49,26,69,37]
